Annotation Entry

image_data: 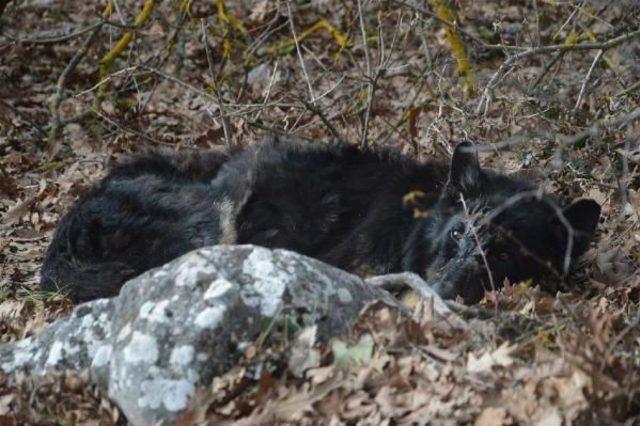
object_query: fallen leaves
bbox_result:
[331,333,374,368]
[288,325,321,377]
[1,0,640,423]
[475,407,508,426]
[0,370,121,424]
[467,342,516,374]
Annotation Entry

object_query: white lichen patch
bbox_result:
[174,253,213,287]
[203,277,235,300]
[45,341,63,367]
[91,344,113,368]
[117,324,132,342]
[169,345,194,367]
[140,300,171,323]
[45,341,79,367]
[194,306,226,329]
[15,337,33,349]
[71,309,111,360]
[139,301,156,318]
[80,313,96,329]
[151,269,169,279]
[337,288,353,303]
[138,378,195,412]
[123,332,158,364]
[241,248,288,316]
[2,346,34,372]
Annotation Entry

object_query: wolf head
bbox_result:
[404,142,601,304]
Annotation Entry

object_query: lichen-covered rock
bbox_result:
[0,298,114,377]
[0,245,402,425]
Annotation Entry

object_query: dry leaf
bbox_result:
[467,343,516,373]
[475,407,508,426]
[288,326,321,378]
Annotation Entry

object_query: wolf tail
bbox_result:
[40,212,139,302]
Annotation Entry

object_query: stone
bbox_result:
[0,245,407,425]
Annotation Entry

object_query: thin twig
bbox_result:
[201,19,233,148]
[529,50,565,91]
[476,188,575,277]
[299,99,346,142]
[49,22,104,141]
[94,109,165,145]
[139,0,192,115]
[619,139,631,223]
[254,61,279,121]
[286,1,315,104]
[459,194,497,310]
[394,0,497,49]
[357,0,373,148]
[560,107,640,146]
[615,80,640,98]
[96,0,156,102]
[0,99,47,137]
[2,21,103,45]
[573,49,604,113]
[603,312,640,363]
[477,29,640,115]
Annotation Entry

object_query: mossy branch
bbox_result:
[97,0,156,100]
[272,18,351,55]
[215,0,246,61]
[431,0,476,98]
[162,0,191,60]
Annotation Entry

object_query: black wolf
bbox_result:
[41,139,601,304]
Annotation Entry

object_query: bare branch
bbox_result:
[365,272,452,316]
[560,107,640,146]
[49,22,104,141]
[573,49,604,113]
[459,194,497,309]
[357,0,374,148]
[286,1,315,104]
[477,29,640,115]
[201,19,233,149]
[97,0,156,100]
[299,98,346,142]
[2,21,103,45]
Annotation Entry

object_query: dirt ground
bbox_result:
[1,0,639,424]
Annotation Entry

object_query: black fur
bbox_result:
[40,150,229,302]
[41,139,600,304]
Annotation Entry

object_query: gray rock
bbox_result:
[0,245,402,425]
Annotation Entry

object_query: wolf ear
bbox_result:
[448,141,483,195]
[563,199,601,236]
[560,199,601,256]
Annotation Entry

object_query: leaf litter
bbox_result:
[1,0,639,423]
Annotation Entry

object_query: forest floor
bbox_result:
[1,0,639,424]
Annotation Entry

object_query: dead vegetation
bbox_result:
[1,0,639,423]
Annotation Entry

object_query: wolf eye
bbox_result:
[450,223,465,240]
